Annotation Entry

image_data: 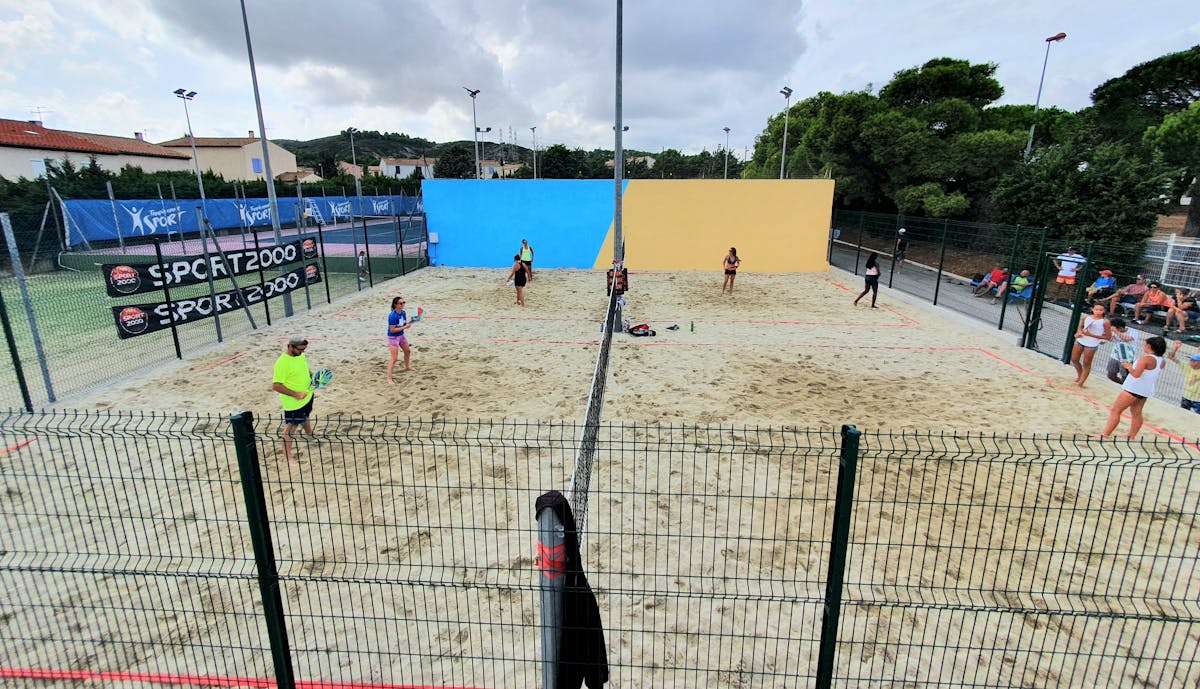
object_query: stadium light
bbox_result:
[463,87,487,179]
[1024,32,1067,161]
[530,126,537,179]
[173,89,207,210]
[779,86,792,179]
[723,127,731,179]
[346,126,363,202]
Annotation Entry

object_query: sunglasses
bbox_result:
[291,344,307,351]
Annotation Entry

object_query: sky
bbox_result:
[1,0,1196,158]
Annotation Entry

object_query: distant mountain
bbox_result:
[275,130,532,174]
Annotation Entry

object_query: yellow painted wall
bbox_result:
[592,179,834,272]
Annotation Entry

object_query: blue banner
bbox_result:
[61,195,422,247]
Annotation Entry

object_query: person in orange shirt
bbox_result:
[1132,282,1173,325]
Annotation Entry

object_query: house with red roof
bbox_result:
[0,119,191,180]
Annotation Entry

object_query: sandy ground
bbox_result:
[69,266,1200,437]
[4,267,1198,688]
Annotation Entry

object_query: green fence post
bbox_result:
[932,219,950,305]
[1060,241,1095,363]
[815,424,861,689]
[853,211,865,274]
[315,222,332,305]
[998,224,1022,331]
[887,214,903,288]
[0,288,34,412]
[230,411,296,689]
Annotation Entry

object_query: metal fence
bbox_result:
[2,411,1196,688]
[829,210,1200,407]
[0,209,428,410]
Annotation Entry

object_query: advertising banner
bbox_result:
[101,236,319,297]
[62,195,422,246]
[111,264,322,339]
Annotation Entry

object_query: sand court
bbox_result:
[5,265,1196,688]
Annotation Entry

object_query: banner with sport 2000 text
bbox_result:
[101,237,319,297]
[111,264,322,339]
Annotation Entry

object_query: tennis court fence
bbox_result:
[2,410,1197,688]
[829,209,1200,407]
[0,209,429,410]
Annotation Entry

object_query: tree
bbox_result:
[433,145,474,179]
[538,145,587,179]
[989,139,1170,249]
[1145,101,1200,236]
[879,58,1004,110]
[1091,45,1200,143]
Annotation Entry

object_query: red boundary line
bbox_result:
[0,438,36,455]
[0,667,489,689]
[196,351,249,372]
[821,276,922,326]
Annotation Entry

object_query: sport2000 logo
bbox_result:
[108,265,142,294]
[117,306,149,335]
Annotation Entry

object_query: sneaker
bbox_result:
[666,324,679,331]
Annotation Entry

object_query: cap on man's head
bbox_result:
[288,337,308,347]
[1190,353,1200,362]
[898,228,906,233]
[1137,274,1146,280]
[1099,269,1113,276]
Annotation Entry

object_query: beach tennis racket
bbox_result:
[408,306,424,323]
[310,368,333,389]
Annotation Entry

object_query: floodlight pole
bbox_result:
[241,0,292,317]
[723,127,731,179]
[614,0,624,263]
[174,90,209,224]
[1024,32,1066,162]
[348,126,363,216]
[779,87,792,179]
[530,126,537,179]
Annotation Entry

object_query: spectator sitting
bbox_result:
[1086,270,1117,304]
[1104,274,1149,315]
[994,269,1032,305]
[1164,289,1198,334]
[1132,282,1174,325]
[973,265,1009,297]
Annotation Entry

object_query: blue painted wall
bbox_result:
[424,180,626,268]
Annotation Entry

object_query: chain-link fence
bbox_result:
[2,411,1196,688]
[830,210,1200,407]
[0,209,427,410]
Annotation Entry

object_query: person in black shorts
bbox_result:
[894,228,908,272]
[507,253,529,307]
[854,252,881,307]
[722,247,742,294]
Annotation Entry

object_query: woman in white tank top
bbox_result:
[1101,336,1167,439]
[1071,303,1110,387]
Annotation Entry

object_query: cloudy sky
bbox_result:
[1,0,1196,157]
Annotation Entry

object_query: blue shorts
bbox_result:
[1181,398,1200,414]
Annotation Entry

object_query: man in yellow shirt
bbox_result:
[1167,340,1200,414]
[272,336,317,461]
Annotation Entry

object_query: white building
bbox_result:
[157,131,297,181]
[379,157,437,179]
[0,119,191,179]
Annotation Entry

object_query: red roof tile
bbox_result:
[158,136,260,148]
[62,131,189,159]
[0,119,113,154]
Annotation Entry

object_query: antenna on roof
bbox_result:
[28,106,53,124]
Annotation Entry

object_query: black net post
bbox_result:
[361,213,374,289]
[315,222,332,304]
[0,288,34,412]
[932,219,950,306]
[815,424,861,689]
[853,211,865,274]
[152,239,183,360]
[998,224,1023,332]
[537,497,567,689]
[230,411,296,689]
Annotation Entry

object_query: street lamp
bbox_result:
[1024,32,1067,161]
[530,126,540,181]
[346,126,363,201]
[723,127,731,179]
[173,89,207,208]
[779,86,792,179]
[463,87,492,179]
